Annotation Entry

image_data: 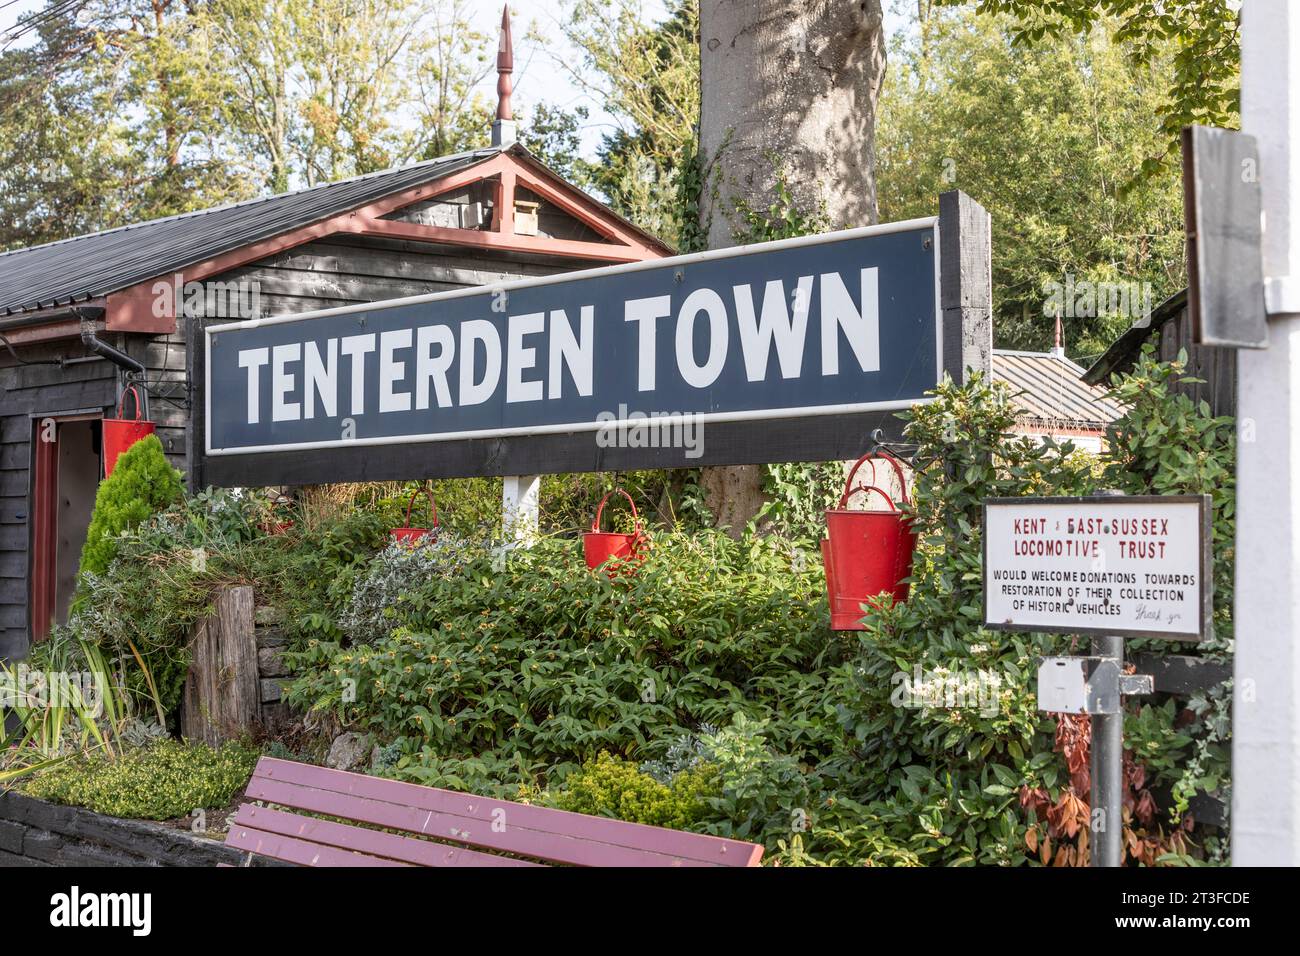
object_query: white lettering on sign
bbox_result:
[231,270,885,430]
[984,497,1207,640]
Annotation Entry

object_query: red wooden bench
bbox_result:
[225,757,764,867]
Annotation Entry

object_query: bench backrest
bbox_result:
[227,757,764,867]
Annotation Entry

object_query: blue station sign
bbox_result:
[204,219,941,456]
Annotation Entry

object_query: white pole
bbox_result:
[502,474,540,543]
[1234,0,1300,866]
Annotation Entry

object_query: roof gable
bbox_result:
[0,144,670,334]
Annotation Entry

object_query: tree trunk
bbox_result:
[696,0,887,535]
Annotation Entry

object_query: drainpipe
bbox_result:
[78,315,147,418]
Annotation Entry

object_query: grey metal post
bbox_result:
[1090,634,1124,867]
[1089,486,1126,868]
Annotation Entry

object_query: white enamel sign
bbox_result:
[983,495,1211,641]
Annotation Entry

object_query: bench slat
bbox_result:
[247,776,713,867]
[226,822,411,867]
[233,804,541,868]
[249,758,762,867]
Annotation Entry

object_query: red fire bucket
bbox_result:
[822,450,917,630]
[102,384,156,478]
[392,487,439,545]
[583,488,645,574]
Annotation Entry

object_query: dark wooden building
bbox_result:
[1082,289,1237,418]
[0,142,670,660]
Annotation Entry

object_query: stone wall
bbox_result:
[0,792,282,867]
[255,602,292,728]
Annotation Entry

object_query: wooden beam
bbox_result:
[0,318,101,345]
[350,154,515,220]
[180,585,258,746]
[348,219,653,263]
[497,167,516,236]
[513,165,664,256]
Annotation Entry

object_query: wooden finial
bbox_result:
[1054,313,1063,349]
[496,4,514,122]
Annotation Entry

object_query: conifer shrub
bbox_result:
[78,434,183,579]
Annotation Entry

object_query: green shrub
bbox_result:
[286,527,841,793]
[78,434,183,578]
[72,489,396,721]
[548,752,720,831]
[339,533,479,645]
[23,739,259,820]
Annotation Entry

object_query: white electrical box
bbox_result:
[1038,657,1090,714]
[1037,656,1127,714]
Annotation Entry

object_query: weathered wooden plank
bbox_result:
[144,340,189,372]
[253,293,358,318]
[0,551,26,578]
[0,494,30,524]
[0,576,28,603]
[180,586,259,745]
[0,379,115,415]
[242,242,558,287]
[0,360,115,392]
[939,190,992,385]
[1131,653,1230,695]
[225,824,409,867]
[0,443,30,470]
[185,314,205,492]
[0,469,30,498]
[247,757,763,867]
[224,267,463,304]
[232,804,540,868]
[311,234,584,276]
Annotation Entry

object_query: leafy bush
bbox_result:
[339,533,479,645]
[70,488,396,720]
[286,528,840,792]
[23,739,259,820]
[282,356,1233,864]
[53,347,1230,864]
[77,434,183,579]
[547,752,719,830]
[691,715,816,845]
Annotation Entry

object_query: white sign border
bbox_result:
[981,494,1213,642]
[203,217,943,457]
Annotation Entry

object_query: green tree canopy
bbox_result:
[0,0,588,248]
[938,0,1241,179]
[877,7,1186,356]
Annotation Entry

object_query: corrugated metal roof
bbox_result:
[993,349,1125,428]
[0,144,530,317]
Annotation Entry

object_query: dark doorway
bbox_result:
[30,415,101,641]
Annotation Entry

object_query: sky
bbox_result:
[0,0,673,162]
